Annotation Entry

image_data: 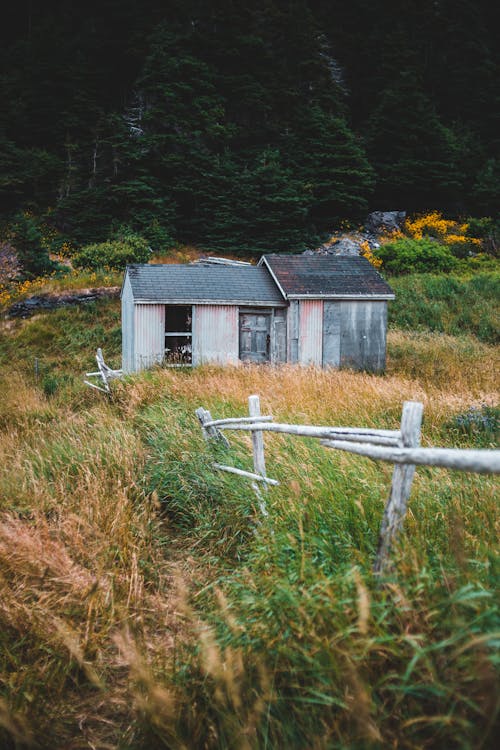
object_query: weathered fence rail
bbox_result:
[196,395,499,573]
[84,348,123,393]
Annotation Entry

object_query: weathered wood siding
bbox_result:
[339,301,387,372]
[287,300,299,363]
[134,304,165,370]
[121,274,135,372]
[298,300,323,365]
[272,308,287,364]
[192,305,239,365]
[322,301,341,367]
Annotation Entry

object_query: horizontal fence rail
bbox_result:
[321,442,500,475]
[196,395,499,573]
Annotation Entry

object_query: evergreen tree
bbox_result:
[365,75,463,211]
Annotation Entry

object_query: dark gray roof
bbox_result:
[125,264,287,305]
[261,254,395,298]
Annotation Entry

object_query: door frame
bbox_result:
[238,307,274,364]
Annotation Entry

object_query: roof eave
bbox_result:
[259,257,289,300]
[133,298,288,306]
[287,293,395,300]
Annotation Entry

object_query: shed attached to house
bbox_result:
[259,254,395,372]
[121,263,287,372]
[121,255,394,373]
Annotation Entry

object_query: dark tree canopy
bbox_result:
[0,0,498,253]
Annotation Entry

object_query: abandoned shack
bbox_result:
[121,255,394,373]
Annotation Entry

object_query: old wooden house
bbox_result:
[121,255,394,373]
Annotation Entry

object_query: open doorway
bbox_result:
[165,305,192,364]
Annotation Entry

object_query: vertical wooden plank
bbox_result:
[248,395,266,478]
[195,407,230,446]
[272,308,287,364]
[322,301,341,367]
[299,300,323,365]
[374,401,424,574]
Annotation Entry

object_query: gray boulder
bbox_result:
[328,237,361,255]
[365,211,406,234]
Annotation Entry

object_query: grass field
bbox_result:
[0,292,498,749]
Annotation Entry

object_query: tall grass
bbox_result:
[389,272,499,343]
[0,300,498,748]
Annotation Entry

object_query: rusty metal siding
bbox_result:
[121,274,135,372]
[134,304,165,371]
[339,301,387,372]
[192,305,239,365]
[298,300,323,365]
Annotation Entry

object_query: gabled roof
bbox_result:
[124,264,287,306]
[260,254,395,298]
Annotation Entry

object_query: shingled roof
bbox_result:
[124,264,287,306]
[260,254,395,298]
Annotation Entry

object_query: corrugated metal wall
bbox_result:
[134,304,165,371]
[121,274,135,372]
[322,301,341,367]
[298,300,323,365]
[339,301,387,372]
[192,305,239,365]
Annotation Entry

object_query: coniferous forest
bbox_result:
[1,0,499,254]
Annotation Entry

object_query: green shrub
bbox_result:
[448,404,499,447]
[375,237,457,274]
[72,231,151,270]
[466,216,499,257]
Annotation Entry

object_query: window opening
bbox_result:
[165,305,192,364]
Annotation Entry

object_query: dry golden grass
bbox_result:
[0,322,498,748]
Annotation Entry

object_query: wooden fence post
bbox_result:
[248,395,270,517]
[248,395,267,479]
[374,401,424,575]
[195,407,230,447]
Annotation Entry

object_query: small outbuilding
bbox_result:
[121,255,394,373]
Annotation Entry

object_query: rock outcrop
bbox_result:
[6,287,120,318]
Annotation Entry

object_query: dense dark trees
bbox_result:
[0,0,498,253]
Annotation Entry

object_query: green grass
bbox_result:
[0,296,498,749]
[389,272,500,343]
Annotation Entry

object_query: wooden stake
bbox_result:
[195,407,230,447]
[374,401,423,575]
[248,395,267,479]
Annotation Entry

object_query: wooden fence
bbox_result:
[196,395,500,573]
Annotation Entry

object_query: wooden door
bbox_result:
[239,312,271,363]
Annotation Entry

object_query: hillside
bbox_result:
[1,0,499,252]
[0,283,498,748]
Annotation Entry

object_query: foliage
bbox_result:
[389,272,500,343]
[0,241,20,285]
[7,213,55,279]
[359,239,382,268]
[466,216,500,257]
[72,232,151,270]
[374,237,457,274]
[402,211,482,258]
[448,405,499,447]
[1,1,498,249]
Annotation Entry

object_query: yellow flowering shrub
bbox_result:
[360,240,383,269]
[404,212,481,257]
